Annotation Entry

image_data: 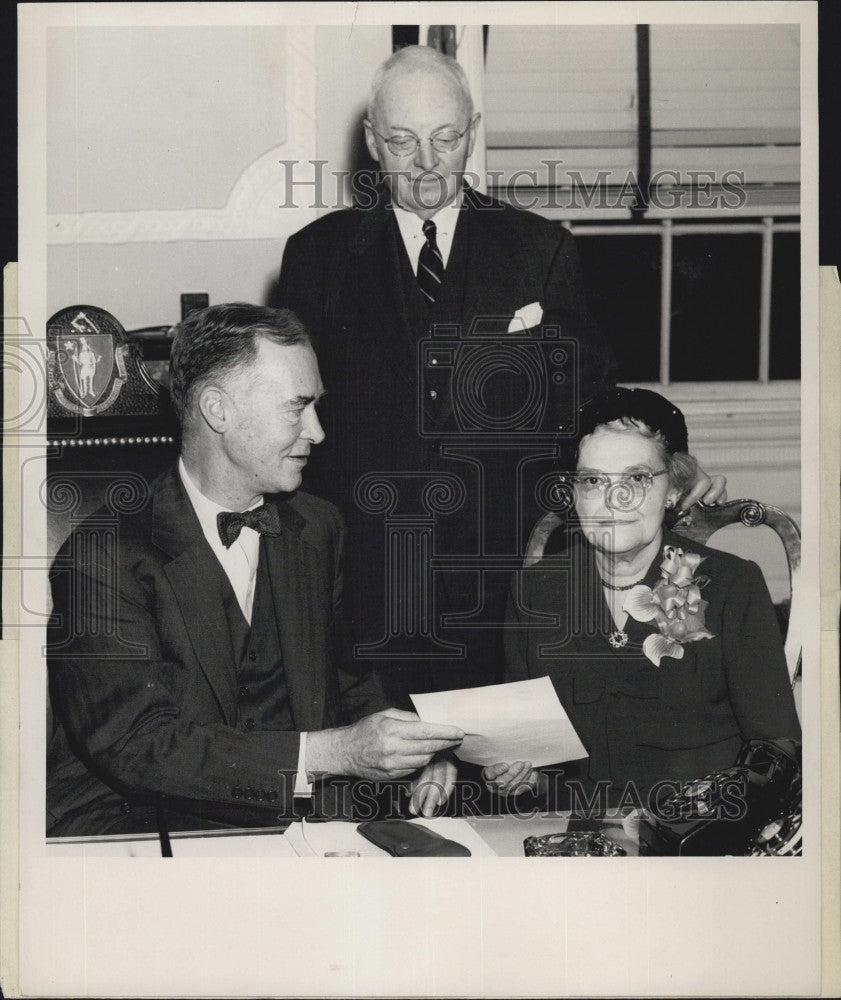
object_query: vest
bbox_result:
[222,540,293,732]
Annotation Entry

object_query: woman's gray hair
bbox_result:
[584,416,699,515]
[367,44,474,121]
[665,449,700,499]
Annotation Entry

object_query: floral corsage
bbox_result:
[623,545,714,666]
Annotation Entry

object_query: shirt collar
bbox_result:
[178,457,262,544]
[391,191,463,241]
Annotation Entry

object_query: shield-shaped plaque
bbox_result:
[48,306,130,416]
[58,333,115,408]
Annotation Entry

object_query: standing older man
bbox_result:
[47,304,463,837]
[277,45,723,703]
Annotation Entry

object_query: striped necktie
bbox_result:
[417,219,444,305]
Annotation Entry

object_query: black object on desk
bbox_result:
[637,738,802,856]
[357,820,471,857]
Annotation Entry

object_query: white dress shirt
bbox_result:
[178,459,312,797]
[392,194,463,276]
[178,458,261,624]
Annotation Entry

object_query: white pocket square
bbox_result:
[508,301,543,332]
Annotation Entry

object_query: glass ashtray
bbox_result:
[523,831,626,857]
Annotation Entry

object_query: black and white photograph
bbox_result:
[3,2,835,997]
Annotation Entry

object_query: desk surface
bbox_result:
[47,814,640,858]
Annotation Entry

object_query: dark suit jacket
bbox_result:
[278,185,613,463]
[276,186,616,698]
[47,465,385,836]
[504,527,801,805]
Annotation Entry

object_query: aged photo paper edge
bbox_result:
[819,265,841,996]
[5,2,836,997]
[1,263,22,998]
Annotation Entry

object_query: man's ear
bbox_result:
[196,384,229,434]
[363,119,380,163]
[465,111,481,159]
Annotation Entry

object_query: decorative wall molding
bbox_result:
[47,25,317,246]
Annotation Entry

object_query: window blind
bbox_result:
[648,24,799,211]
[485,25,638,193]
[484,23,800,215]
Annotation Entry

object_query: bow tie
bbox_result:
[217,503,282,548]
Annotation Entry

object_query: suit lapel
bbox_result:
[152,468,240,724]
[261,498,327,732]
[349,198,418,387]
[459,187,532,328]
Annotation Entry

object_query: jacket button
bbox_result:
[120,800,132,814]
[244,718,255,731]
[239,686,248,698]
[429,389,438,400]
[232,786,242,798]
[248,650,257,662]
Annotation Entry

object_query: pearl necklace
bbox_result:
[601,576,646,592]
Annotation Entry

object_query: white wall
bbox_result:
[677,386,800,603]
[46,24,390,327]
[313,26,390,215]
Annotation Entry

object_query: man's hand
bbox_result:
[307,709,463,782]
[482,760,541,797]
[409,754,458,817]
[679,468,728,514]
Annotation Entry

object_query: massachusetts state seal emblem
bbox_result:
[48,307,129,416]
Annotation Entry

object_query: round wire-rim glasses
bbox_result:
[559,470,669,500]
[368,120,475,157]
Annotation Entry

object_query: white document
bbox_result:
[411,676,587,768]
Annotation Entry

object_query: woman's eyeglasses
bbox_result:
[560,470,669,500]
[369,123,473,157]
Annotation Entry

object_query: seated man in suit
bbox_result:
[47,303,464,837]
[277,44,726,704]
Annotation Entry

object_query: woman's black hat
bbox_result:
[575,387,689,454]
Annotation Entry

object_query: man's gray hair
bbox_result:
[367,44,474,121]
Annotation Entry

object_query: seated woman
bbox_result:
[484,387,801,811]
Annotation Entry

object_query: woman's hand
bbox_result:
[680,468,728,513]
[409,753,458,817]
[482,761,542,796]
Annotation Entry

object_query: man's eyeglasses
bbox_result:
[368,122,473,157]
[559,470,669,500]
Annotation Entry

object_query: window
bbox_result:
[483,23,801,387]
